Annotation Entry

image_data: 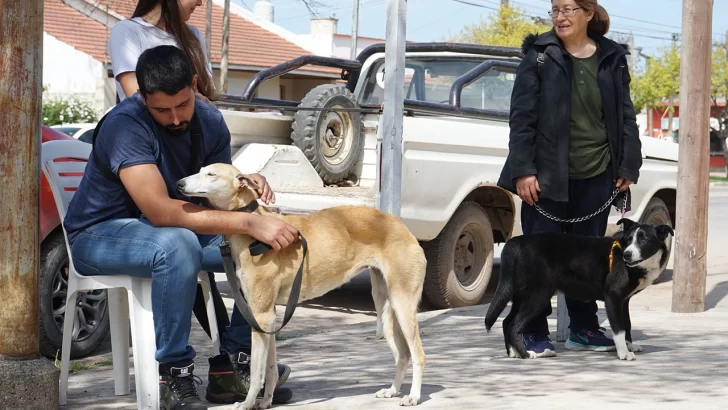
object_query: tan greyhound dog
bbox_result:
[177,163,427,409]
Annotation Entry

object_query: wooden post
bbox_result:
[205,0,213,59]
[0,0,43,362]
[0,1,59,407]
[376,0,407,217]
[220,0,231,93]
[672,0,713,313]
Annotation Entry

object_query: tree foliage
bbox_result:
[449,5,550,48]
[631,45,680,112]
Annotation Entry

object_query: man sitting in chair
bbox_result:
[63,45,298,410]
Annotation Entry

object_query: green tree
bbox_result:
[449,5,550,48]
[631,45,681,134]
[711,40,728,176]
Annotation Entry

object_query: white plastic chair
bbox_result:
[42,140,220,409]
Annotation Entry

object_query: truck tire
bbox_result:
[638,197,673,283]
[292,84,363,184]
[39,232,109,359]
[422,201,495,309]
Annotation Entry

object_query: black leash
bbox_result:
[219,201,308,335]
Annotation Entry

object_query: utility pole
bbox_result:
[350,0,360,60]
[205,0,213,59]
[376,0,407,217]
[0,0,59,407]
[667,33,679,137]
[220,0,231,93]
[630,33,636,74]
[672,0,713,313]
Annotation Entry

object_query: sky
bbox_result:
[233,0,728,56]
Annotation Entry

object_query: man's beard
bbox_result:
[165,121,190,136]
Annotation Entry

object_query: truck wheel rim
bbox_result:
[52,262,107,343]
[453,223,487,289]
[319,106,354,166]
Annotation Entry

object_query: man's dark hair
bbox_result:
[136,45,194,96]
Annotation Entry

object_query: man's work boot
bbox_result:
[205,352,293,405]
[159,360,207,410]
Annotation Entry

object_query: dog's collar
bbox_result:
[609,240,622,272]
[235,201,259,213]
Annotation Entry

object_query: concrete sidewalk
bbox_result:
[62,261,728,410]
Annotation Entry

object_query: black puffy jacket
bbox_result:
[497,30,641,208]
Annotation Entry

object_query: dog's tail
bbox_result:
[484,241,517,332]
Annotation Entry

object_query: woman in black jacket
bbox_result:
[497,0,641,358]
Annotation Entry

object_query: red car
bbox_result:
[39,125,109,359]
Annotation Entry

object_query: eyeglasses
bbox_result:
[548,7,582,18]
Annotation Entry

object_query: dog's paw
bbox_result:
[507,346,518,358]
[627,342,643,352]
[375,387,399,398]
[618,351,636,361]
[231,402,258,410]
[399,395,420,406]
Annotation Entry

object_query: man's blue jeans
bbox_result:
[70,217,252,364]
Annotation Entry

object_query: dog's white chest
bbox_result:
[628,252,663,297]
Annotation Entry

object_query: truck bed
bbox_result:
[269,184,376,214]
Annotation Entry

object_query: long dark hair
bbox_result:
[573,0,610,37]
[132,0,216,99]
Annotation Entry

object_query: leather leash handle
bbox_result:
[220,235,308,335]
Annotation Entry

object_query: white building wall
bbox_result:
[42,32,112,116]
[331,36,382,59]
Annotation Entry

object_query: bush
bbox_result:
[42,96,97,126]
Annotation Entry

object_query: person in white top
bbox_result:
[108,0,214,103]
[106,1,294,407]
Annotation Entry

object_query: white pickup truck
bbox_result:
[215,42,679,310]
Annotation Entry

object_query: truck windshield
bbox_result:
[360,57,516,112]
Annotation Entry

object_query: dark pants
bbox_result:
[520,167,614,335]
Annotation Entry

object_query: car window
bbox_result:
[77,128,95,144]
[361,57,515,112]
[52,127,81,136]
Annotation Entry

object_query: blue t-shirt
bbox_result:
[63,93,232,244]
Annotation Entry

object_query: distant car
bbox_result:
[40,125,109,359]
[51,122,96,144]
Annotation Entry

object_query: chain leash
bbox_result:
[534,188,628,224]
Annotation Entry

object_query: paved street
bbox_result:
[63,186,728,409]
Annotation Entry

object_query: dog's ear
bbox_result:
[616,218,637,232]
[656,225,675,241]
[236,174,260,191]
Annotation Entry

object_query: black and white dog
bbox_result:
[484,218,674,361]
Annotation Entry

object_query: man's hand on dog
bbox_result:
[247,173,275,204]
[248,215,299,251]
[516,175,540,206]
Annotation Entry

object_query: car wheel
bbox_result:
[291,84,364,184]
[422,201,495,309]
[638,197,673,283]
[39,232,110,359]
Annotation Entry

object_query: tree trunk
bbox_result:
[668,95,675,137]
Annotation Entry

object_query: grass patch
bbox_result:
[67,360,114,373]
[710,175,728,183]
[53,350,114,373]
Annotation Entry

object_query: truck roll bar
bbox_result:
[449,60,520,108]
[241,55,362,101]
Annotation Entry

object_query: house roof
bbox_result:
[43,0,337,76]
[44,0,112,64]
